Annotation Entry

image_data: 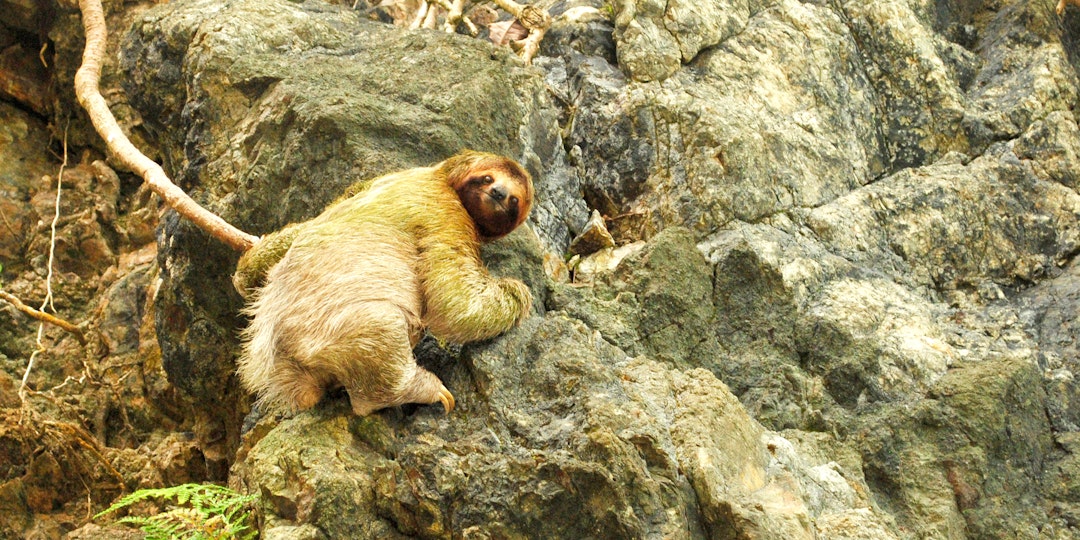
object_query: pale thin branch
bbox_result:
[18,122,75,402]
[422,1,440,28]
[489,0,551,64]
[410,1,431,29]
[42,123,67,314]
[0,206,17,239]
[437,0,477,34]
[74,0,258,252]
[0,291,86,345]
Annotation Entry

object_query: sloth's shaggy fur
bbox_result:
[234,151,534,415]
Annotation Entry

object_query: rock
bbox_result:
[235,312,894,538]
[553,227,715,368]
[119,0,586,466]
[814,508,901,540]
[796,277,956,408]
[1018,258,1080,433]
[541,1,616,64]
[570,0,887,240]
[0,102,50,264]
[859,354,1056,538]
[698,222,852,430]
[839,0,972,168]
[0,411,124,538]
[99,264,154,356]
[0,0,51,34]
[65,523,146,540]
[1014,111,1080,190]
[28,0,1080,535]
[567,240,645,283]
[962,0,1078,153]
[611,0,753,82]
[23,161,123,308]
[108,431,210,489]
[48,0,167,153]
[807,148,1080,290]
[0,101,53,361]
[233,410,404,539]
[568,209,615,255]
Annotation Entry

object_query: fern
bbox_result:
[96,483,259,540]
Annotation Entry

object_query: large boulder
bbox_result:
[119,0,587,472]
[100,0,1080,536]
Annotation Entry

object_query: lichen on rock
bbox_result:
[6,0,1080,537]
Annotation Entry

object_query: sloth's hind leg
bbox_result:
[258,360,328,413]
[328,303,451,416]
[284,365,327,411]
[347,364,454,416]
[396,365,455,413]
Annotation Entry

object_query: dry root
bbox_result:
[395,0,551,63]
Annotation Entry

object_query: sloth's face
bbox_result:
[457,166,533,240]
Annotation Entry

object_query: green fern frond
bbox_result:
[117,516,185,539]
[97,483,258,540]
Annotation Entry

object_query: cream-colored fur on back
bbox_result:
[238,225,422,414]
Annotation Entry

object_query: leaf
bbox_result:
[96,483,258,539]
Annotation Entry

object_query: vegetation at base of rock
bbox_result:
[95,483,258,540]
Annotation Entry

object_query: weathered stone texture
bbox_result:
[13,0,1080,536]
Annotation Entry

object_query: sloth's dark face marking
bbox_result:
[454,161,533,240]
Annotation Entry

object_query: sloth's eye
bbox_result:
[509,196,519,206]
[482,175,494,185]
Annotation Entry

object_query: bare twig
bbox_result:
[0,206,16,238]
[74,0,258,252]
[0,291,86,345]
[489,0,551,64]
[438,0,477,35]
[42,126,67,314]
[17,123,81,402]
[422,1,440,29]
[410,0,431,29]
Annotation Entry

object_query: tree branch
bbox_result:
[436,0,477,35]
[74,0,259,252]
[489,0,551,64]
[0,291,86,345]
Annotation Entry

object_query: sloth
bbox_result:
[234,150,534,416]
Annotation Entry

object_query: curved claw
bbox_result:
[438,387,456,414]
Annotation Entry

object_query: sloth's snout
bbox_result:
[488,185,507,202]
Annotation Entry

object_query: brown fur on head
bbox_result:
[441,150,533,240]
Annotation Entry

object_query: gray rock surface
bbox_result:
[119,0,587,473]
[612,0,756,82]
[0,102,52,360]
[236,309,893,539]
[69,0,1080,536]
[564,0,889,243]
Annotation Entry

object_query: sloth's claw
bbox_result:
[439,387,456,414]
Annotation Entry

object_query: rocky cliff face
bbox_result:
[3,0,1080,537]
